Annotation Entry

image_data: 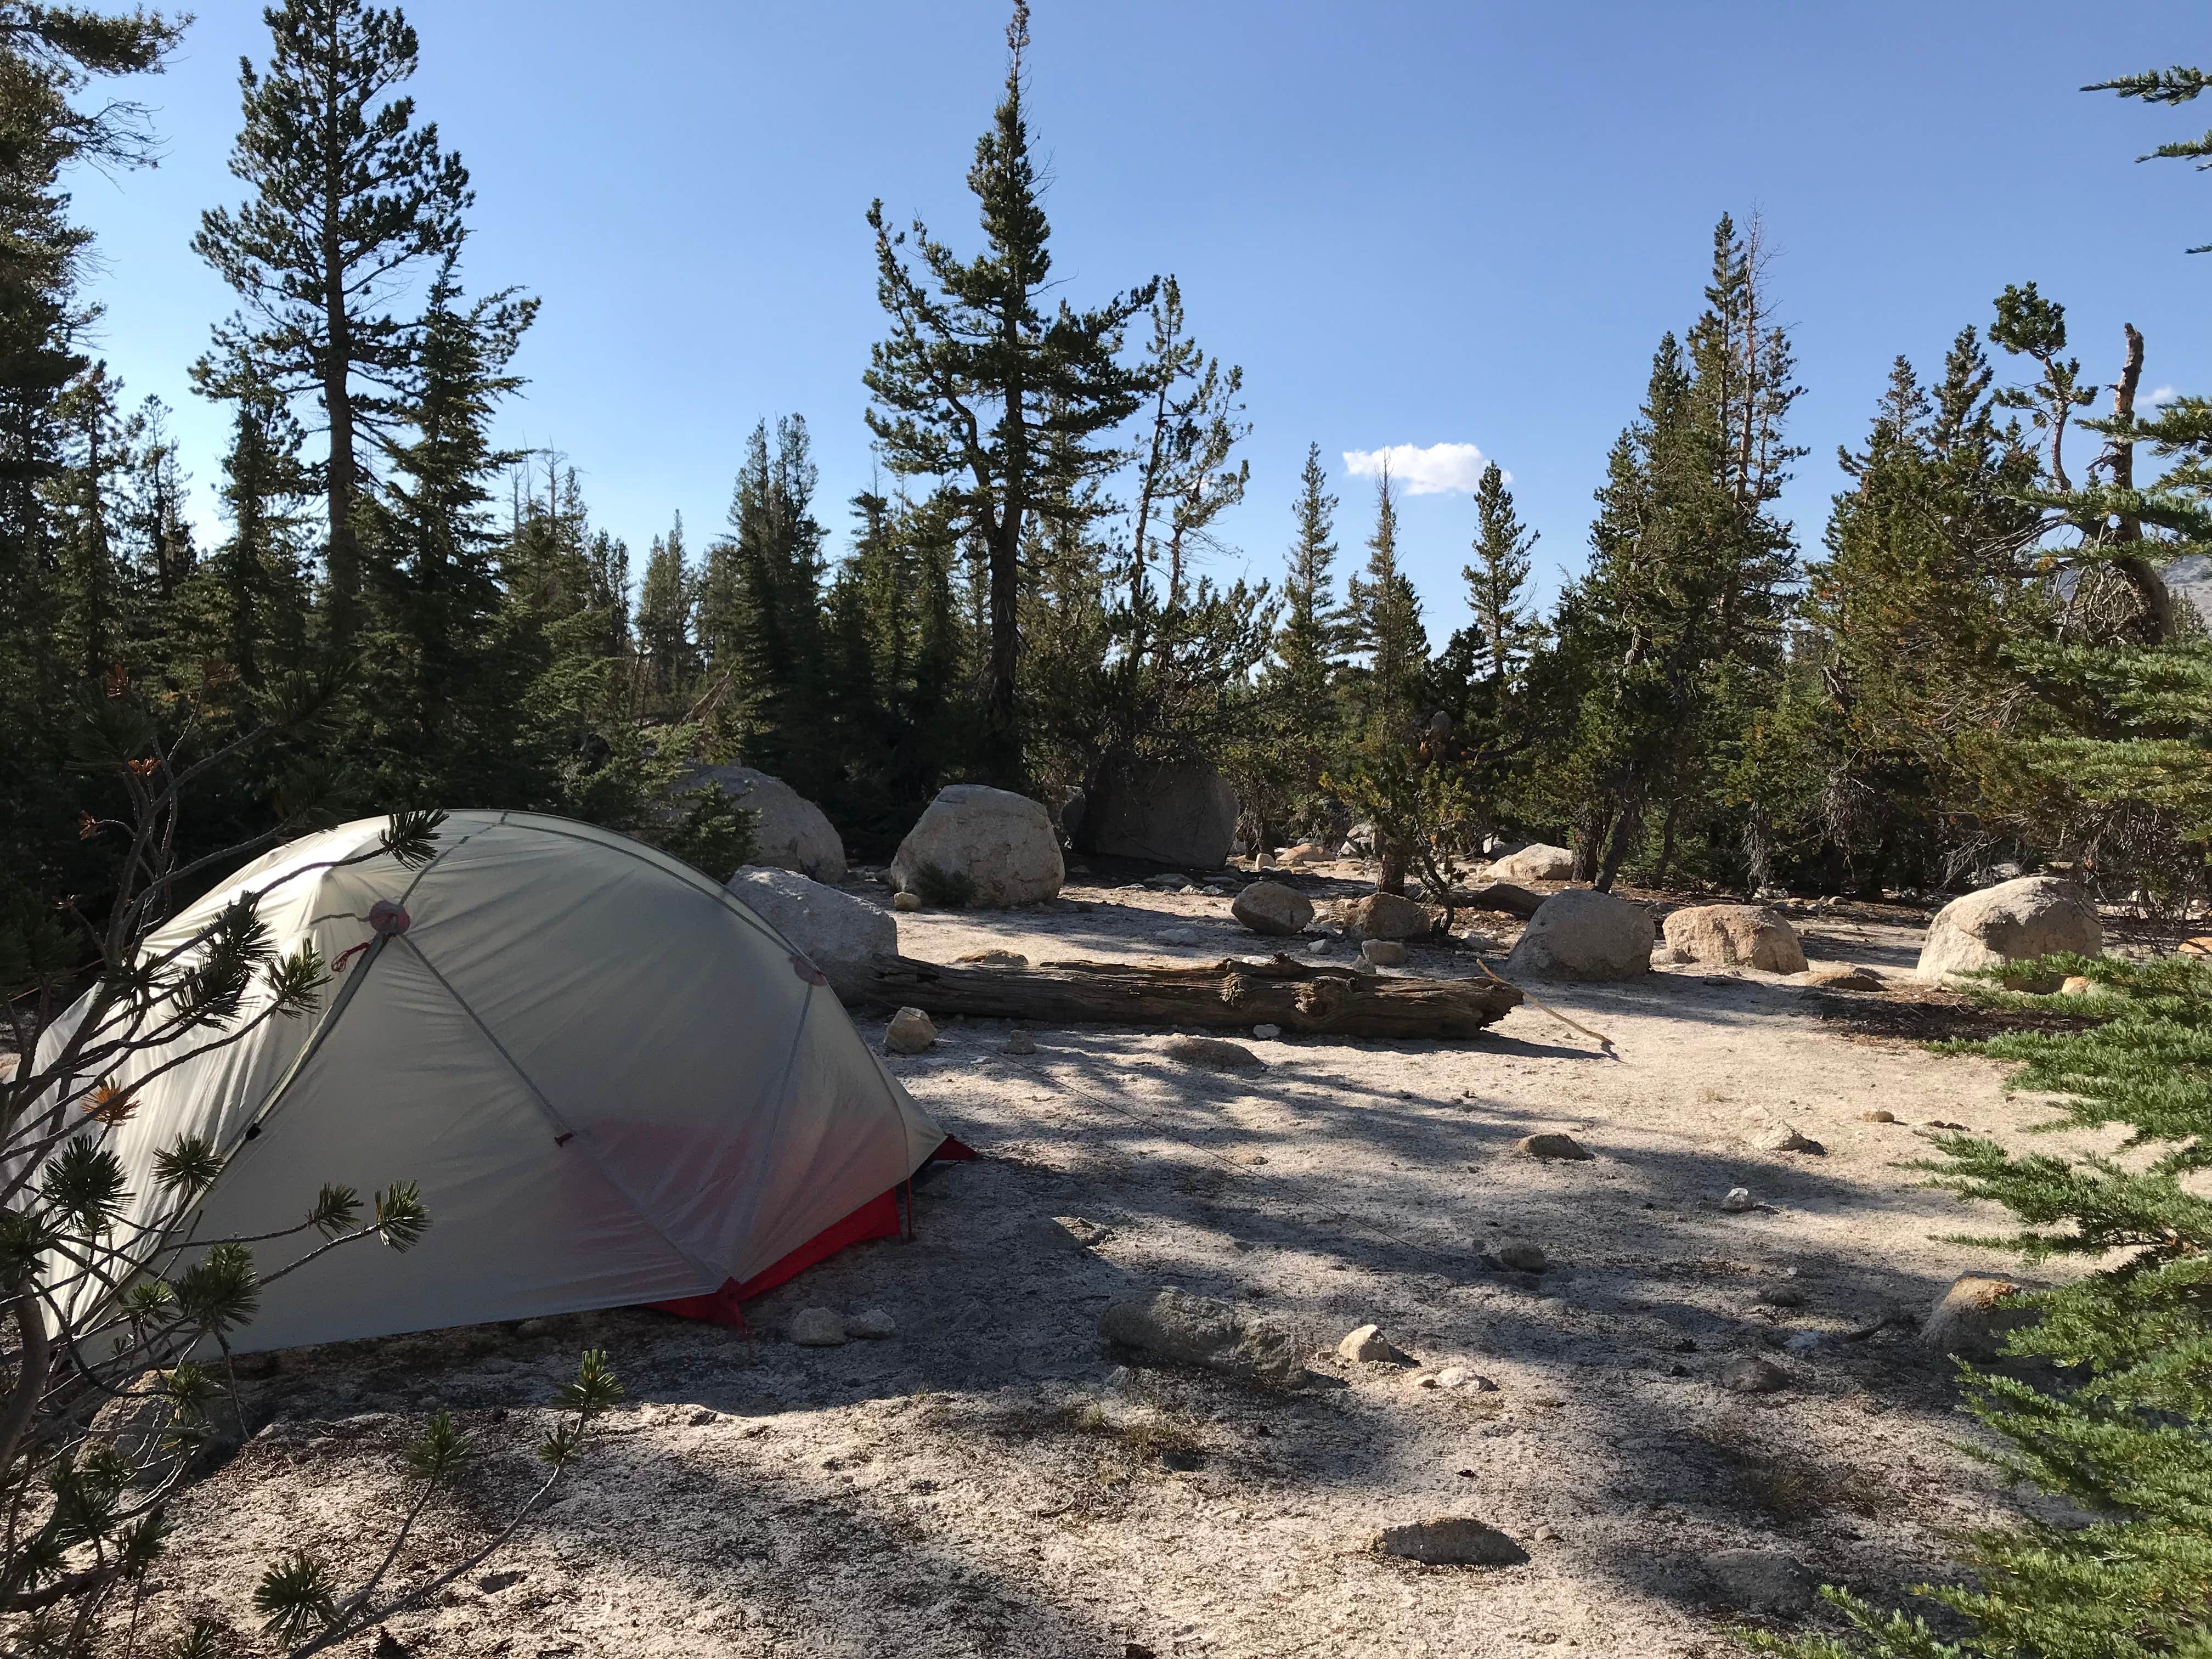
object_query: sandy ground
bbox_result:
[141,867,2124,1659]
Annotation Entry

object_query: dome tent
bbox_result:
[39,810,955,1352]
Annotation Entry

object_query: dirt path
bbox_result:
[154,873,2103,1658]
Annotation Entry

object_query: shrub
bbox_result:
[907,861,978,909]
[1750,951,2212,1658]
[0,679,621,1656]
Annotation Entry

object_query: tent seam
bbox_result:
[394,935,721,1289]
[493,815,808,956]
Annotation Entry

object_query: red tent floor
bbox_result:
[646,1136,976,1330]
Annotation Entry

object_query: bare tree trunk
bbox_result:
[985,501,1024,790]
[1654,800,1682,890]
[320,183,358,651]
[849,953,1522,1040]
[1595,800,1642,894]
[2107,323,2175,642]
[1378,842,1408,896]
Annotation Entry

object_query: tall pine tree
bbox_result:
[194,0,471,650]
[863,0,1154,788]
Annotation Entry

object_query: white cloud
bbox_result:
[1342,441,1492,496]
[2149,385,2179,406]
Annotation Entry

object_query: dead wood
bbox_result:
[847,953,1522,1040]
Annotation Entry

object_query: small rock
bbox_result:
[1361,939,1408,967]
[1703,1548,1816,1613]
[1001,1029,1037,1056]
[1860,1109,1895,1123]
[687,1409,717,1426]
[956,947,1029,967]
[1371,1516,1530,1566]
[1516,1133,1591,1162]
[1099,1288,1326,1390]
[1232,881,1316,937]
[1804,965,1884,990]
[1530,1523,1561,1543]
[1434,1366,1493,1391]
[476,1570,527,1594]
[1717,1357,1789,1393]
[1337,1323,1412,1365]
[1719,1188,1756,1212]
[847,1307,897,1340]
[1756,1285,1805,1309]
[1154,926,1206,947]
[1049,1215,1115,1251]
[1338,891,1434,940]
[1496,1241,1548,1273]
[1251,1023,1282,1040]
[1163,1036,1262,1069]
[2059,975,2095,996]
[789,1307,847,1347]
[1781,1330,1822,1354]
[885,1006,938,1054]
[893,891,923,912]
[1923,1272,2034,1361]
[1748,1120,1821,1154]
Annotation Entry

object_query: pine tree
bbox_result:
[1756,956,2212,1659]
[1526,215,1804,890]
[635,512,698,715]
[1257,443,1346,826]
[49,361,134,684]
[1463,461,1541,700]
[194,0,471,650]
[862,0,1154,788]
[193,382,314,696]
[1343,458,1426,746]
[1801,335,2043,891]
[708,417,829,794]
[355,266,534,805]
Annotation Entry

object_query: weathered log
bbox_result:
[849,953,1522,1040]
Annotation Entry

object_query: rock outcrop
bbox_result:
[1077,759,1239,868]
[1503,888,1655,981]
[725,867,896,991]
[685,764,846,883]
[1917,876,2102,983]
[1485,843,1575,883]
[890,785,1064,907]
[1231,881,1314,937]
[1662,904,1808,973]
[1338,892,1432,940]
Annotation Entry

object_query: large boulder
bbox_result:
[1917,876,2102,981]
[890,785,1064,908]
[1504,888,1655,981]
[1078,759,1239,867]
[1486,843,1575,883]
[725,867,895,992]
[1455,881,1545,919]
[1663,904,1808,973]
[684,764,845,883]
[1338,892,1433,940]
[1232,881,1314,937]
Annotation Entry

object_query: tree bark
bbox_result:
[848,953,1521,1040]
[1594,799,1642,894]
[2107,323,2175,642]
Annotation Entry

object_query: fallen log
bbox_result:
[848,953,1522,1040]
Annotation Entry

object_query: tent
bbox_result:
[35,811,958,1352]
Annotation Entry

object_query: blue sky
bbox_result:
[67,1,2211,643]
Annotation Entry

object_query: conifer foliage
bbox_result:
[1757,953,2212,1659]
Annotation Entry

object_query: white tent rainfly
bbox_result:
[33,810,961,1351]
